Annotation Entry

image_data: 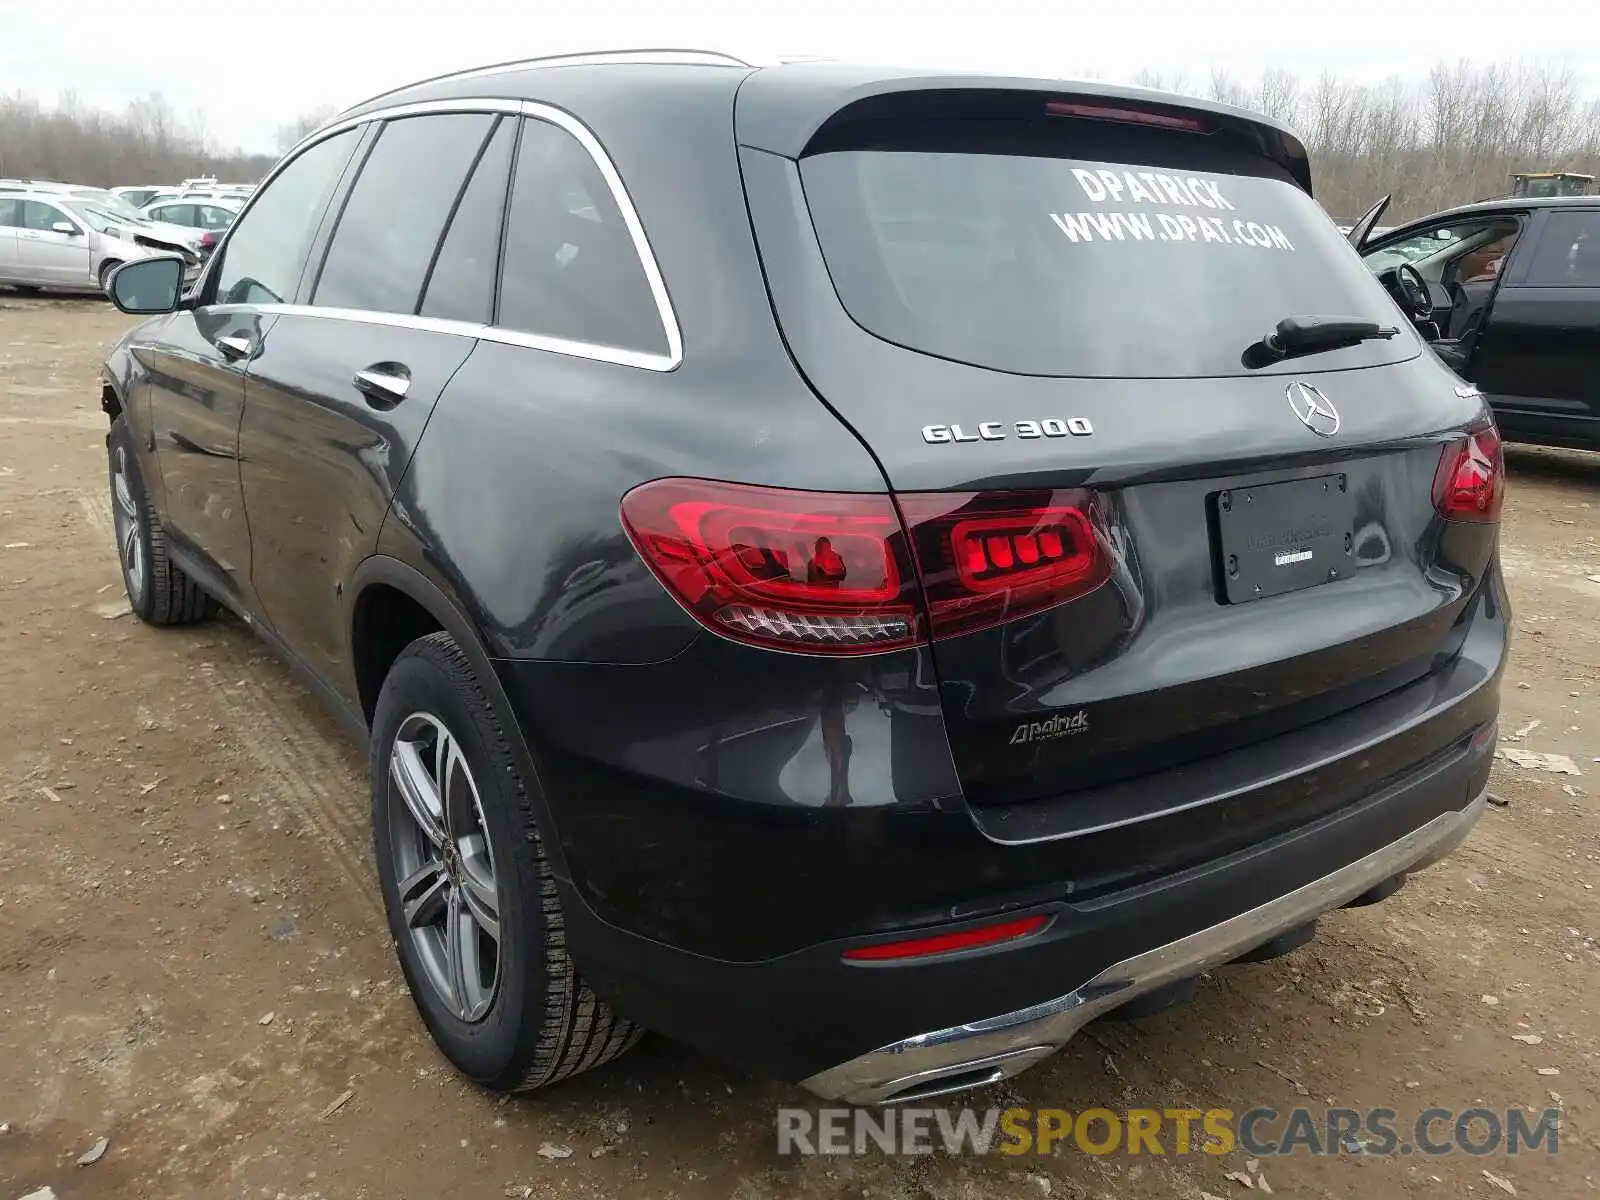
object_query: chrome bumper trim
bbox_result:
[802,792,1486,1105]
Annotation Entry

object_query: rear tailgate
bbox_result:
[738,77,1500,855]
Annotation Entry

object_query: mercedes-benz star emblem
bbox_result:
[1286,381,1340,437]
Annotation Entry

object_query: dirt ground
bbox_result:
[0,295,1596,1200]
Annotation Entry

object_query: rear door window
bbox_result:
[496,116,670,357]
[800,119,1416,378]
[419,117,515,324]
[314,112,497,314]
[1523,212,1600,287]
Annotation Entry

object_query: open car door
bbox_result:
[1345,195,1392,253]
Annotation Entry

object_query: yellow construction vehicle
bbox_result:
[1509,171,1594,198]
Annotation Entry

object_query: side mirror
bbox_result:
[107,255,185,313]
[51,221,81,235]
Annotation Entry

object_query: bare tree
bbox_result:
[0,90,275,185]
[1145,58,1598,222]
[3,61,1595,223]
[274,106,339,153]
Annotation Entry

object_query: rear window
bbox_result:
[800,120,1416,378]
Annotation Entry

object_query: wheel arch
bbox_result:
[346,555,580,888]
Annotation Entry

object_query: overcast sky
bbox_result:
[3,0,1596,153]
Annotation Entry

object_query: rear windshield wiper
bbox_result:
[1244,315,1401,368]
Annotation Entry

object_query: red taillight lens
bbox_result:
[1432,425,1504,522]
[899,490,1110,641]
[842,913,1051,962]
[1045,100,1209,133]
[621,480,1109,654]
[199,232,217,248]
[620,478,921,654]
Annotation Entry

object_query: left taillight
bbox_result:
[620,478,923,654]
[621,479,1109,655]
[1432,424,1504,523]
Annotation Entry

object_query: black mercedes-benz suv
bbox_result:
[100,51,1505,1105]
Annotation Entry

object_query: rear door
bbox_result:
[239,110,513,702]
[1472,208,1600,445]
[741,90,1494,853]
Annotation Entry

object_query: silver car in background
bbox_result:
[1,181,211,259]
[0,193,200,294]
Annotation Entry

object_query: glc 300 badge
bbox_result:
[922,418,1094,444]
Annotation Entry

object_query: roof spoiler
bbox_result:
[734,67,1314,196]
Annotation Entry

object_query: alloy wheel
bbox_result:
[111,445,145,605]
[387,712,503,1022]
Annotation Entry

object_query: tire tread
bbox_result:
[110,419,215,627]
[412,632,640,1091]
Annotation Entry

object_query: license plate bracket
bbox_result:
[1215,474,1355,604]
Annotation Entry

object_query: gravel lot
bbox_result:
[1,296,1596,1199]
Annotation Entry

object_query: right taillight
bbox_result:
[621,479,1109,655]
[1432,424,1504,522]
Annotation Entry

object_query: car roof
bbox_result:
[0,188,69,203]
[149,196,244,209]
[1388,194,1598,230]
[336,50,1312,191]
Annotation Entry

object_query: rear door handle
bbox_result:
[353,362,411,409]
[216,334,253,359]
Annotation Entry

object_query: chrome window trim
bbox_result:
[201,304,675,372]
[222,97,681,372]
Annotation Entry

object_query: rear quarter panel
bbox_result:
[377,68,891,665]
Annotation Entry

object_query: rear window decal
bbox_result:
[1054,167,1294,251]
[1049,209,1295,250]
[1072,168,1235,210]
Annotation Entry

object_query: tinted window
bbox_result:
[497,117,668,355]
[198,206,236,231]
[420,118,514,323]
[153,204,196,226]
[0,199,20,227]
[215,128,358,306]
[800,120,1414,378]
[314,113,495,313]
[1524,212,1600,287]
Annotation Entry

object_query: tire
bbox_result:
[98,259,123,293]
[370,632,641,1091]
[108,417,216,626]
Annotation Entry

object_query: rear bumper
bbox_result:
[553,716,1495,1086]
[803,788,1486,1104]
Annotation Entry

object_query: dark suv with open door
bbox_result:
[99,52,1504,1105]
[1353,194,1600,451]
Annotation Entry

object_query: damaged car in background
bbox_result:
[0,190,201,295]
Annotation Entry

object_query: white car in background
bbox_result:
[140,196,242,234]
[111,184,170,210]
[141,184,255,210]
[1,181,211,260]
[0,192,200,295]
